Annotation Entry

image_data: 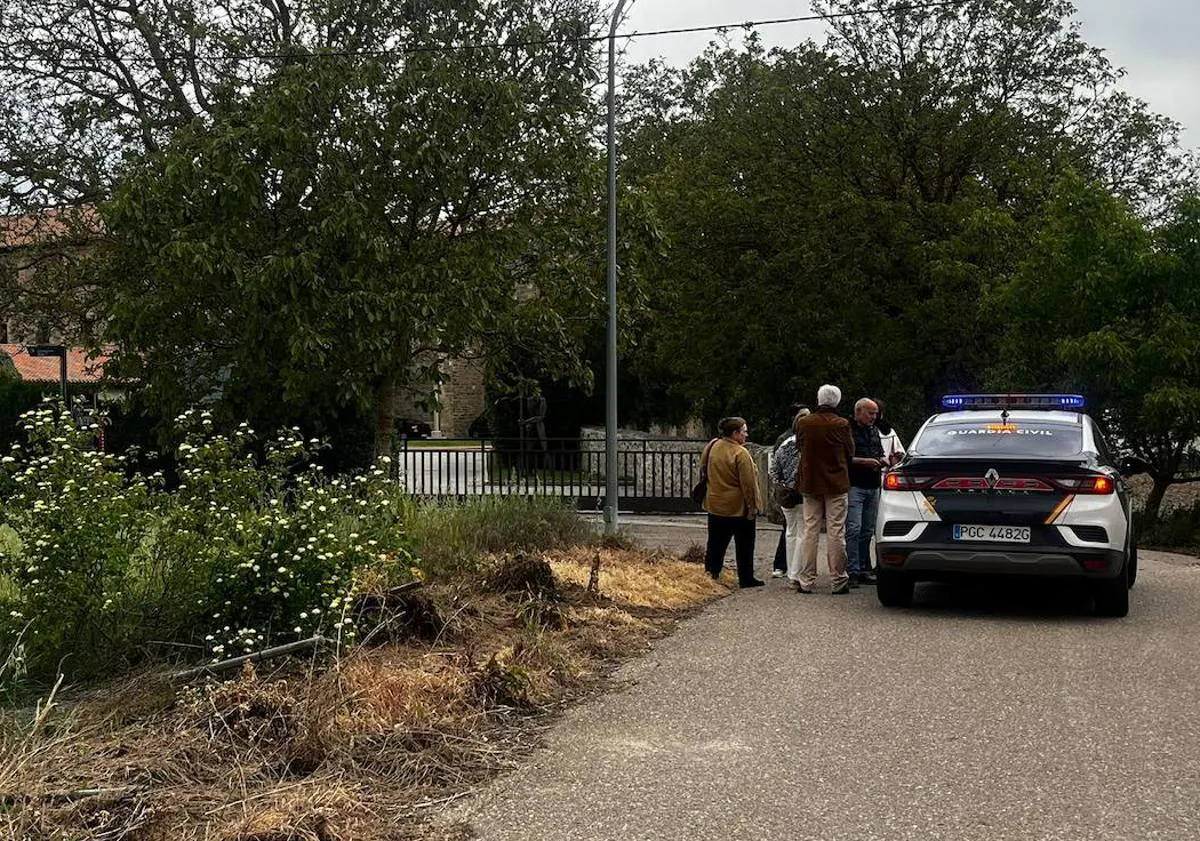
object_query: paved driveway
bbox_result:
[443,516,1200,840]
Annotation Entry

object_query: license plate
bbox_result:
[953,524,1031,543]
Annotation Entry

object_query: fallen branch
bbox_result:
[168,635,328,684]
[1,785,145,808]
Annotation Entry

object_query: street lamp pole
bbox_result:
[605,0,631,536]
[25,344,68,403]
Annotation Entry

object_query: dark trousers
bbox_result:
[705,514,757,584]
[773,529,787,571]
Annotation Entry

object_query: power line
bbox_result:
[5,0,973,72]
[232,0,972,60]
[0,1,972,110]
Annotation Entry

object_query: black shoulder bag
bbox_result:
[690,439,717,505]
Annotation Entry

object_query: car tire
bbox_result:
[1094,564,1130,617]
[876,570,914,608]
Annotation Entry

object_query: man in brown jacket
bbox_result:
[795,384,855,594]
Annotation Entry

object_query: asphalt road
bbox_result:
[443,516,1200,841]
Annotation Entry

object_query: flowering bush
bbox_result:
[0,405,414,691]
[0,405,153,686]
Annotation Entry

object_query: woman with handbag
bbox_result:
[769,407,810,585]
[697,417,764,588]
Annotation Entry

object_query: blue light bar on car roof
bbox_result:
[940,393,1086,411]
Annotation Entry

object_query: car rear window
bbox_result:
[913,420,1083,458]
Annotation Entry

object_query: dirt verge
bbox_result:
[0,547,727,840]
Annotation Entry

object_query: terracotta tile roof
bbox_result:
[0,206,102,250]
[1,344,111,384]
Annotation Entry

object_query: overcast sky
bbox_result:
[619,1,1198,150]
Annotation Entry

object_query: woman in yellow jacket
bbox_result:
[700,417,765,588]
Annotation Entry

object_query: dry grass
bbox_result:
[0,546,728,841]
[547,546,727,609]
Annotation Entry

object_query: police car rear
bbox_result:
[874,394,1135,617]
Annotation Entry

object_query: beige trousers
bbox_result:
[800,493,849,591]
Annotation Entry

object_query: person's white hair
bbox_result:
[817,384,842,408]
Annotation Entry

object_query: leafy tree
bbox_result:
[992,175,1200,522]
[812,0,1193,208]
[618,0,1190,439]
[0,0,411,209]
[101,1,627,457]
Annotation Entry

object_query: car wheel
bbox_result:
[876,570,914,608]
[1094,566,1130,617]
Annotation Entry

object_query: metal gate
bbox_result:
[393,437,708,513]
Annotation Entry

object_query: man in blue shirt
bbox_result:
[846,398,884,585]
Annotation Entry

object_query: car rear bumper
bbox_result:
[876,541,1125,579]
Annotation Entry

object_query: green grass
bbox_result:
[0,526,20,605]
[402,495,596,578]
[399,440,488,450]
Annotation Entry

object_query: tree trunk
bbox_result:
[1143,476,1170,526]
[373,370,396,462]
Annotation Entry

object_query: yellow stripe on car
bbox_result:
[1045,495,1075,524]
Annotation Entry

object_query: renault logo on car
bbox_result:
[985,468,1000,488]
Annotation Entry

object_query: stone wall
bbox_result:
[390,354,487,438]
[438,356,485,438]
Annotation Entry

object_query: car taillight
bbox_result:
[885,473,933,491]
[993,478,1054,491]
[929,476,1054,492]
[933,477,990,491]
[1054,476,1115,495]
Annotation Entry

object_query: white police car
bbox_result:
[874,394,1135,616]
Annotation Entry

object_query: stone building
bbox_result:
[391,354,487,439]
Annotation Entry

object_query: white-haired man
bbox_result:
[794,384,855,595]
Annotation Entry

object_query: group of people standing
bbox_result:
[698,384,904,593]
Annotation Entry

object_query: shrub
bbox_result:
[0,375,49,454]
[0,404,156,686]
[0,405,415,692]
[147,412,415,661]
[1136,503,1200,551]
[0,406,598,695]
